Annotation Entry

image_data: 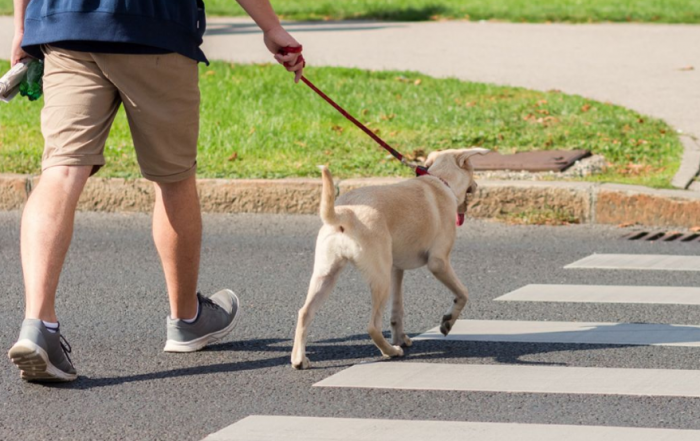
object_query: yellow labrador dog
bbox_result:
[291,148,489,369]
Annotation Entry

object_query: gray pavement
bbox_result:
[2,211,700,439]
[2,18,700,186]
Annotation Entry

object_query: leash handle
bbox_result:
[279,45,306,68]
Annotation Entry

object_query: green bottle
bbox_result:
[19,60,44,101]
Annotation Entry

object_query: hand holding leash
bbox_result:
[265,26,304,82]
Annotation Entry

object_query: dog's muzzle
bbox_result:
[457,184,477,227]
[457,197,468,226]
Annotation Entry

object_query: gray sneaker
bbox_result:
[164,290,241,352]
[8,319,77,382]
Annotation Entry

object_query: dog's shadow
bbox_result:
[310,333,641,367]
[307,320,700,366]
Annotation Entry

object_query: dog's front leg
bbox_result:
[428,256,469,336]
[390,267,412,348]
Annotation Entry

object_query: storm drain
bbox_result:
[470,150,591,172]
[625,231,700,243]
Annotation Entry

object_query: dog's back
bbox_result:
[318,166,457,269]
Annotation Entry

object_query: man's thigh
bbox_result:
[96,53,201,183]
[41,46,121,175]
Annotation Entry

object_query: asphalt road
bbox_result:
[1,211,700,440]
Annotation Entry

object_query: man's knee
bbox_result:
[38,165,92,191]
[154,174,197,196]
[42,165,92,180]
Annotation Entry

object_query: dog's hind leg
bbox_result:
[291,246,347,370]
[427,254,469,336]
[390,267,412,348]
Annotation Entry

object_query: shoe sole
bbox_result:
[163,292,242,353]
[8,340,77,382]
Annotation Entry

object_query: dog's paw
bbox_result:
[392,333,413,347]
[382,345,404,358]
[291,356,311,370]
[391,333,412,347]
[440,315,453,336]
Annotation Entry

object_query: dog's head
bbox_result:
[424,148,489,224]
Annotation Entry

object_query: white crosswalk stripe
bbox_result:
[565,254,700,271]
[495,284,700,305]
[413,319,700,346]
[313,362,700,397]
[203,416,700,441]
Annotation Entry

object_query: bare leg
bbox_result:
[22,166,92,322]
[152,175,201,320]
[390,267,412,347]
[427,255,469,336]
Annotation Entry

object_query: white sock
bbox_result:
[42,321,59,333]
[181,301,199,324]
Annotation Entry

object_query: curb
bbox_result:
[2,174,699,228]
[672,136,700,190]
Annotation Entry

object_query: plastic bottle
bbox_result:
[19,60,44,101]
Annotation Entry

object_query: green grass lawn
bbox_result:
[0,60,682,187]
[1,0,699,23]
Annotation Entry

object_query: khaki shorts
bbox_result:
[41,45,200,183]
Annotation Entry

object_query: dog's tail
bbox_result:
[318,165,340,226]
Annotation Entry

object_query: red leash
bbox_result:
[281,46,468,226]
[281,46,429,177]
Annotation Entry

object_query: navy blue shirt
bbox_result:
[22,0,208,63]
[52,41,171,55]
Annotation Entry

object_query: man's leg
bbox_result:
[9,165,89,382]
[22,165,92,322]
[102,52,239,352]
[153,175,241,353]
[152,175,201,320]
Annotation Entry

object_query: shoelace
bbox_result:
[59,334,73,366]
[197,293,219,310]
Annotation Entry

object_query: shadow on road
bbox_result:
[314,332,645,366]
[355,5,449,21]
[46,356,288,390]
[43,320,689,389]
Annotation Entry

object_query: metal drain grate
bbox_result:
[625,231,700,243]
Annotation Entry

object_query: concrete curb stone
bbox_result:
[468,180,595,223]
[1,174,698,228]
[197,178,322,214]
[0,174,29,211]
[596,184,700,228]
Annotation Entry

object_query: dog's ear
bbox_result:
[424,151,441,169]
[457,148,490,168]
